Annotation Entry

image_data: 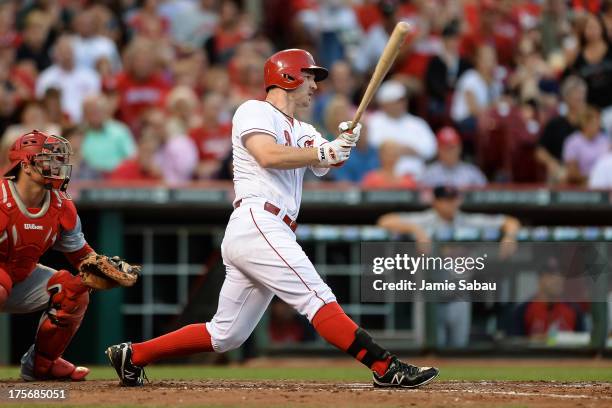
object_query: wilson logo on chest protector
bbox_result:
[23,224,43,230]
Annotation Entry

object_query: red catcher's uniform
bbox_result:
[0,180,78,294]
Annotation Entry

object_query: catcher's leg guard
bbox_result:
[26,270,90,381]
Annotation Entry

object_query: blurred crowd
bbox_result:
[0,0,611,188]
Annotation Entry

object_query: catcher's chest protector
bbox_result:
[0,180,75,284]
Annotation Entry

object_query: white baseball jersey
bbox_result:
[206,99,337,352]
[231,100,329,219]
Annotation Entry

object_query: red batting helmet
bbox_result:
[4,130,73,191]
[264,49,328,91]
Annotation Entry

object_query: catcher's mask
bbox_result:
[5,130,72,191]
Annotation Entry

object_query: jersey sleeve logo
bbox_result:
[303,138,314,148]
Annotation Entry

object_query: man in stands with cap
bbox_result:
[378,185,520,347]
[421,127,487,188]
[367,80,437,179]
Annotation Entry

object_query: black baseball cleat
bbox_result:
[106,342,147,387]
[372,356,439,388]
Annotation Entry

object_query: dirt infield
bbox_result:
[1,358,611,407]
[1,379,611,407]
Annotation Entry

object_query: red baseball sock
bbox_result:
[131,323,214,366]
[312,302,391,376]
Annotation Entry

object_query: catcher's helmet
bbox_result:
[4,130,72,191]
[264,49,328,91]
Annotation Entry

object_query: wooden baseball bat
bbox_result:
[350,22,413,129]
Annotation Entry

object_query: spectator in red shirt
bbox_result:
[110,129,163,182]
[516,257,586,339]
[127,0,170,41]
[205,0,254,64]
[460,1,520,67]
[115,38,171,134]
[362,141,417,189]
[189,92,232,179]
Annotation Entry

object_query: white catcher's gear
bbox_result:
[318,138,353,167]
[338,121,362,146]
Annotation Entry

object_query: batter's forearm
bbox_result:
[256,145,320,169]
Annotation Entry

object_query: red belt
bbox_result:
[234,199,298,232]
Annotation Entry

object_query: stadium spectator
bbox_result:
[294,0,363,69]
[205,0,254,65]
[460,0,519,68]
[537,76,588,183]
[228,44,266,108]
[142,109,198,184]
[0,100,60,170]
[81,95,136,175]
[569,12,612,134]
[589,148,612,188]
[41,87,68,128]
[539,0,572,60]
[15,11,53,73]
[71,8,121,73]
[327,96,378,183]
[203,65,231,98]
[377,185,521,347]
[367,80,437,178]
[421,127,487,188]
[189,92,232,180]
[0,79,18,139]
[362,141,416,189]
[507,34,555,103]
[62,125,99,181]
[110,130,162,182]
[115,38,171,133]
[35,35,101,123]
[562,106,609,186]
[476,97,544,183]
[126,0,170,40]
[353,0,402,74]
[513,257,586,339]
[450,45,503,137]
[171,48,209,93]
[171,0,219,50]
[166,85,201,136]
[605,0,612,40]
[313,60,356,128]
[424,19,470,127]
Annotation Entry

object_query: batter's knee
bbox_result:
[207,323,250,353]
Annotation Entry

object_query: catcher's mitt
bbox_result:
[79,253,141,290]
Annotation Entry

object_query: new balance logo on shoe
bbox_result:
[392,373,405,384]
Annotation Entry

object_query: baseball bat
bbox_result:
[350,22,413,129]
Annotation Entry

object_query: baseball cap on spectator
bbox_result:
[436,127,461,148]
[376,80,406,104]
[433,185,460,200]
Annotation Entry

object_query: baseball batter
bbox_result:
[107,49,439,388]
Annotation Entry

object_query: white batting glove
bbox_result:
[338,121,362,146]
[318,138,352,167]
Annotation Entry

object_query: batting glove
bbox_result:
[318,138,352,167]
[338,121,362,146]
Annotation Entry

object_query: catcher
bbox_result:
[0,130,140,381]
